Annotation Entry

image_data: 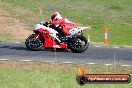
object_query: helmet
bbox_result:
[51,12,62,20]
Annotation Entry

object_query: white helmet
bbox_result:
[51,12,62,20]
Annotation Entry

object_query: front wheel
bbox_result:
[68,35,88,53]
[25,34,44,51]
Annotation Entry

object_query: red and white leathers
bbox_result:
[50,12,76,35]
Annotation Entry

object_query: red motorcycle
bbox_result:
[25,21,89,53]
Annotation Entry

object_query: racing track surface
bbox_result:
[0,42,132,65]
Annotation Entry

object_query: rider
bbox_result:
[49,12,76,36]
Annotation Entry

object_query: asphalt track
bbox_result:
[0,42,132,65]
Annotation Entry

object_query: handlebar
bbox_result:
[43,22,49,26]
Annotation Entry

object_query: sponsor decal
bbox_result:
[76,65,131,85]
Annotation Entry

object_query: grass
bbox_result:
[0,33,12,42]
[0,61,132,88]
[0,0,132,45]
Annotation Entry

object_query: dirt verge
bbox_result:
[0,8,32,41]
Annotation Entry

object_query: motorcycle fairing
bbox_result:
[44,36,67,49]
[34,24,67,49]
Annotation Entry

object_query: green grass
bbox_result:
[0,61,132,88]
[0,0,132,45]
[0,33,12,42]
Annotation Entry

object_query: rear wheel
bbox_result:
[25,34,44,51]
[68,35,88,53]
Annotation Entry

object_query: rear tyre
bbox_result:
[25,34,43,51]
[68,35,88,53]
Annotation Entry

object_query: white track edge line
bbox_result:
[122,65,130,67]
[86,63,95,64]
[19,60,32,62]
[104,64,112,66]
[0,59,9,61]
[63,62,73,64]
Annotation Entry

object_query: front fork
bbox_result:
[35,34,39,39]
[33,34,40,41]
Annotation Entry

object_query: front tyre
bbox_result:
[25,34,43,51]
[68,35,88,53]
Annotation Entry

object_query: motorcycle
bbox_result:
[25,21,89,53]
